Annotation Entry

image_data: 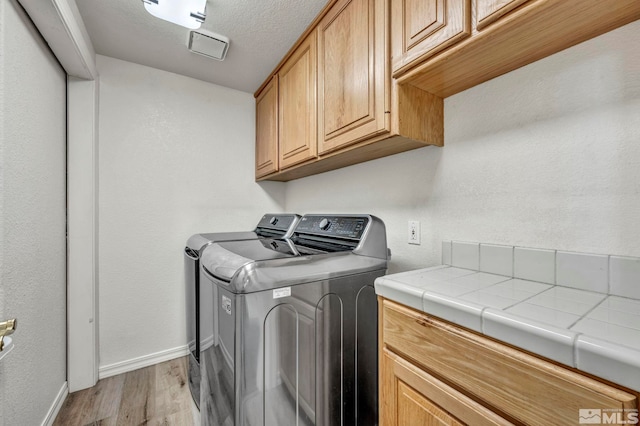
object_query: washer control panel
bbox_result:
[295,216,369,239]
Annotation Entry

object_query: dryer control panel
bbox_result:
[295,215,369,240]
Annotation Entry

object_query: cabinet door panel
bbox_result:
[381,349,512,426]
[318,0,388,154]
[279,32,317,169]
[476,0,531,30]
[255,77,278,178]
[406,0,445,49]
[392,0,470,75]
[322,0,369,134]
[398,382,464,426]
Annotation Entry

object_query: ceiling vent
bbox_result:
[188,30,230,61]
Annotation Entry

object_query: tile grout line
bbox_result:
[571,332,582,369]
[501,287,550,310]
[607,254,611,295]
[510,245,515,278]
[480,306,487,334]
[553,249,557,285]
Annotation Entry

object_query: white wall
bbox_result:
[91,17,640,375]
[0,0,67,424]
[286,20,640,274]
[97,55,285,369]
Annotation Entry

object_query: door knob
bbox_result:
[0,318,17,336]
[0,318,17,351]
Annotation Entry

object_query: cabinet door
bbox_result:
[381,349,512,426]
[278,31,318,169]
[391,0,470,75]
[397,382,464,426]
[317,0,388,155]
[476,0,531,30]
[255,76,279,178]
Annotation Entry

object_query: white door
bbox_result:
[0,1,67,424]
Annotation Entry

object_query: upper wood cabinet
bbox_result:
[391,0,471,76]
[278,31,318,169]
[395,0,640,97]
[255,0,639,180]
[475,0,530,30]
[317,0,388,154]
[255,76,278,179]
[255,0,443,181]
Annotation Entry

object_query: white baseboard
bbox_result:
[42,381,68,426]
[98,345,189,379]
[200,334,214,352]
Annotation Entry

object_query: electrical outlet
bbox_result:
[408,220,420,245]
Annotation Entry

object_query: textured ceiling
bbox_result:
[75,0,328,93]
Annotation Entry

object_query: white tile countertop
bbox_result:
[375,242,640,392]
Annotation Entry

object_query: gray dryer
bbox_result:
[184,213,300,407]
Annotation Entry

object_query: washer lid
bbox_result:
[201,238,298,282]
[186,231,259,251]
[185,213,300,250]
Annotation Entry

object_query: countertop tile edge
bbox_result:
[576,335,640,393]
[377,264,640,391]
[422,292,484,333]
[374,277,425,311]
[482,308,577,367]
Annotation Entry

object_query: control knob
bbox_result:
[269,217,278,225]
[319,218,331,230]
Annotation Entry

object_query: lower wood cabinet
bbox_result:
[379,298,639,426]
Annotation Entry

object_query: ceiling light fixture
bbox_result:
[142,0,207,30]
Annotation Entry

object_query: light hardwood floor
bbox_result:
[54,357,199,426]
